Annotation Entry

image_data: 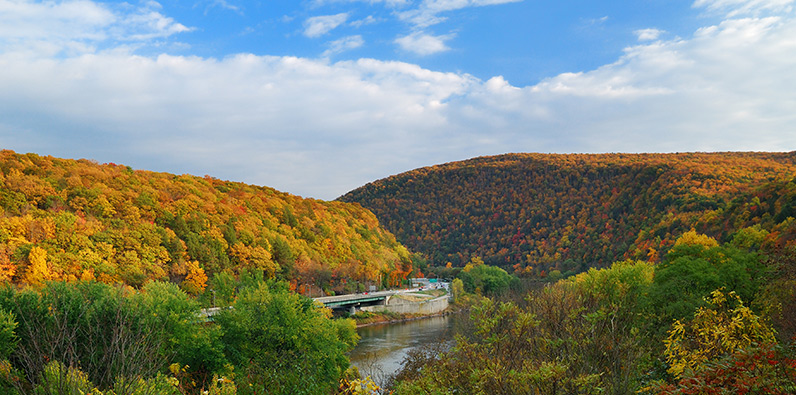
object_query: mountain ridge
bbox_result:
[0,149,412,292]
[340,151,796,276]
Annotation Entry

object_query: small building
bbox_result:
[410,278,430,287]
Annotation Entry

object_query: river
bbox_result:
[348,313,469,387]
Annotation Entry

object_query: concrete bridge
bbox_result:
[313,289,398,314]
[314,283,448,315]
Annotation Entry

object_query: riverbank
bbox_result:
[351,297,472,327]
[349,313,466,388]
[352,308,458,328]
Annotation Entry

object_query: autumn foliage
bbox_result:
[393,233,796,394]
[0,150,411,292]
[663,289,777,378]
[651,344,796,395]
[340,152,796,276]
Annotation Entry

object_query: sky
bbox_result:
[1,0,795,200]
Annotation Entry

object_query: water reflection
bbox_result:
[349,313,468,387]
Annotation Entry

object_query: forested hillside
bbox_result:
[340,152,796,276]
[0,150,412,292]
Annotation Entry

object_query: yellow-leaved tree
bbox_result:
[462,256,484,273]
[663,288,776,378]
[181,260,207,296]
[673,229,719,248]
[22,246,53,285]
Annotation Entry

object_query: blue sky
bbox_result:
[95,0,709,86]
[1,0,795,199]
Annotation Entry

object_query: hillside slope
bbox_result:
[340,152,796,276]
[0,150,412,291]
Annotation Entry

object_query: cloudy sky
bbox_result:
[1,0,794,199]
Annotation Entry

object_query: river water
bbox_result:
[348,313,469,387]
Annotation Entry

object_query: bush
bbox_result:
[646,237,769,336]
[0,309,16,360]
[0,281,167,388]
[215,282,358,395]
[34,361,97,395]
[647,344,796,395]
[132,281,229,391]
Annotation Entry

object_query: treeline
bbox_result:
[0,272,360,395]
[392,230,796,394]
[0,150,414,294]
[339,152,796,276]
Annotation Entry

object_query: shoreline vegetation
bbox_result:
[0,274,361,395]
[390,231,796,394]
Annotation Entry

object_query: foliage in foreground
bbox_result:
[648,344,796,395]
[393,231,796,394]
[662,289,776,379]
[214,282,358,395]
[0,275,358,395]
[395,260,654,394]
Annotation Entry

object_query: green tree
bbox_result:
[449,278,464,304]
[132,281,228,392]
[203,271,237,307]
[0,309,16,361]
[457,264,515,296]
[647,234,769,330]
[215,281,358,395]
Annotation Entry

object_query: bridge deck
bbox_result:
[314,290,395,307]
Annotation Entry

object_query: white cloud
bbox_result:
[454,10,796,152]
[303,12,349,38]
[322,35,364,57]
[0,50,475,198]
[350,15,381,28]
[118,9,192,40]
[395,31,453,55]
[693,0,794,16]
[398,0,522,28]
[311,0,411,7]
[203,0,241,14]
[635,28,664,41]
[1,0,795,199]
[0,0,190,56]
[0,0,112,46]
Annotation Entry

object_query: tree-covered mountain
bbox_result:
[340,152,796,277]
[0,150,412,292]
